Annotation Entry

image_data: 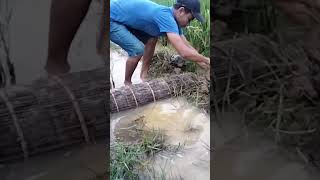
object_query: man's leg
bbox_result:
[126,28,157,82]
[110,21,145,86]
[124,55,143,85]
[45,0,92,75]
[140,38,157,81]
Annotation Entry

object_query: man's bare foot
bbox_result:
[45,61,70,76]
[140,69,149,81]
[124,80,132,86]
[140,75,148,82]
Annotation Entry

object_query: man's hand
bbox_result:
[167,33,211,67]
[197,59,210,70]
[204,57,210,65]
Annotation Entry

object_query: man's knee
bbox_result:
[128,43,144,57]
[145,37,158,48]
[148,37,158,44]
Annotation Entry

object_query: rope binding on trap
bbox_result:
[127,86,139,108]
[50,75,91,144]
[0,89,29,160]
[161,78,172,95]
[145,81,156,102]
[110,90,119,112]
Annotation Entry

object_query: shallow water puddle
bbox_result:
[111,98,210,179]
[0,142,106,180]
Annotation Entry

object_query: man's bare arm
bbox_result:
[166,32,209,69]
[180,35,196,50]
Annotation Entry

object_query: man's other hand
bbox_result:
[197,57,210,70]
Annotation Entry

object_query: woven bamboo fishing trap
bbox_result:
[0,68,200,162]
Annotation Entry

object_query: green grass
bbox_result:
[111,142,144,179]
[110,130,167,180]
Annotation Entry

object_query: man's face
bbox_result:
[176,7,195,27]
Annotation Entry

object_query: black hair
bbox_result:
[173,3,192,14]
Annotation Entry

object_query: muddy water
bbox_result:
[110,48,142,88]
[0,142,106,180]
[111,98,210,179]
[213,111,320,180]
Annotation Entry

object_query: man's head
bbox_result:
[173,0,204,27]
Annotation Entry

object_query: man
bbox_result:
[45,0,210,86]
[110,0,210,85]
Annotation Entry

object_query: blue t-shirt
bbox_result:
[110,0,183,37]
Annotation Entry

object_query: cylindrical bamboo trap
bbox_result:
[110,73,199,113]
[0,68,199,162]
[0,67,109,163]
